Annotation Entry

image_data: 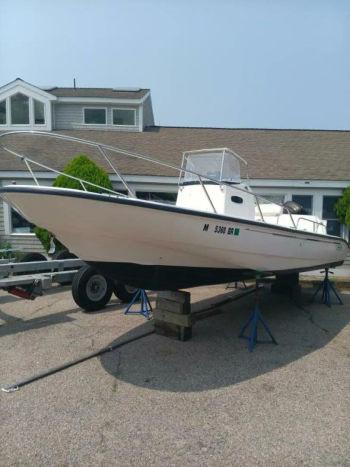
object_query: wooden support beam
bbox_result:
[154,290,192,341]
[153,286,257,342]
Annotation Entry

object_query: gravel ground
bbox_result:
[0,284,349,466]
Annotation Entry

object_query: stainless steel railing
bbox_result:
[295,216,326,233]
[0,130,320,233]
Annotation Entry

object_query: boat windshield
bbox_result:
[182,149,241,183]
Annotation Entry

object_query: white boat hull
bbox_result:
[0,186,348,289]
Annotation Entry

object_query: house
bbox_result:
[0,78,349,254]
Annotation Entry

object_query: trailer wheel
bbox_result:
[113,282,138,303]
[72,265,113,312]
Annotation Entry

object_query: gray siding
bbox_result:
[0,180,46,254]
[0,201,4,234]
[142,95,155,127]
[0,202,45,253]
[2,234,45,254]
[54,103,140,131]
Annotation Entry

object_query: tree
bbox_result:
[334,187,350,228]
[34,154,113,253]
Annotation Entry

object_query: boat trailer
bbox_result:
[0,258,84,299]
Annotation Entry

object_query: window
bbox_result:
[137,192,177,204]
[11,208,34,233]
[34,99,45,124]
[322,196,341,236]
[84,108,106,124]
[0,100,6,124]
[292,195,313,215]
[11,93,30,124]
[113,108,136,126]
[259,194,285,205]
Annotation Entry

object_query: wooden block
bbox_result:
[154,321,179,339]
[154,321,192,341]
[156,297,191,314]
[157,290,190,304]
[153,309,192,327]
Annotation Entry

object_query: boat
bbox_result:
[0,131,348,290]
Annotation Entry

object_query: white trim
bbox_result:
[111,107,137,127]
[140,91,150,103]
[57,96,145,105]
[139,104,143,131]
[0,79,57,101]
[248,179,350,188]
[0,89,52,131]
[82,107,107,125]
[10,232,36,236]
[33,98,46,126]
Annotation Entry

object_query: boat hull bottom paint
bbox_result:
[86,261,343,290]
[87,262,254,290]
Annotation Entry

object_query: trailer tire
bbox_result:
[113,282,138,303]
[72,265,113,312]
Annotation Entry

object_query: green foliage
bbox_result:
[0,239,13,259]
[33,227,53,253]
[334,187,350,227]
[34,154,112,253]
[53,154,113,192]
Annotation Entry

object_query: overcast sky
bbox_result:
[1,0,349,130]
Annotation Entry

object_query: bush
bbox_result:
[33,226,55,253]
[34,154,113,253]
[335,187,350,228]
[0,239,13,259]
[53,154,113,193]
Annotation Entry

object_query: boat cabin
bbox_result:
[176,148,255,219]
[176,147,328,234]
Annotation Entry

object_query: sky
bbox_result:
[0,0,349,130]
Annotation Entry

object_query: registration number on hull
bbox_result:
[203,223,240,236]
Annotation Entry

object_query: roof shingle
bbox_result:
[0,127,349,181]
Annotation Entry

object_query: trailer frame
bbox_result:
[0,258,85,299]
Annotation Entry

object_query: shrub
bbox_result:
[53,154,113,193]
[33,226,54,253]
[34,154,113,253]
[335,187,350,227]
[0,239,13,259]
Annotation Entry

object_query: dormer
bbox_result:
[49,85,154,132]
[0,78,56,131]
[0,79,154,133]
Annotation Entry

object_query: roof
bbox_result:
[46,87,149,99]
[0,127,349,181]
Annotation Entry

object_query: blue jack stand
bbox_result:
[239,284,278,352]
[311,268,343,307]
[124,289,152,319]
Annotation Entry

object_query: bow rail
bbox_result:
[0,130,325,233]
